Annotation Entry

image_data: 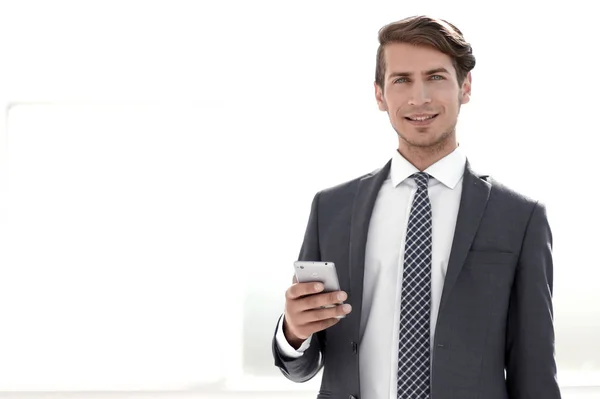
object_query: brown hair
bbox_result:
[375,15,476,90]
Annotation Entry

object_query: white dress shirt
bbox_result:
[276,145,467,399]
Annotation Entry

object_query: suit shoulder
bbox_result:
[318,166,383,197]
[486,175,544,209]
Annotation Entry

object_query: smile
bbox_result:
[405,114,439,125]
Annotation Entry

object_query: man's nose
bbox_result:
[408,83,432,106]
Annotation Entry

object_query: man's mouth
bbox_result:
[405,114,438,121]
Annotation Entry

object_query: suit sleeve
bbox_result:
[275,313,314,358]
[271,191,326,382]
[505,201,562,398]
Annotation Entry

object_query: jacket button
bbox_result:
[351,341,357,354]
[349,396,357,399]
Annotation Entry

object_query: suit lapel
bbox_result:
[348,160,392,329]
[348,160,491,319]
[438,159,491,313]
[348,157,491,325]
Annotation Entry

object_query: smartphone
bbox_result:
[293,261,345,317]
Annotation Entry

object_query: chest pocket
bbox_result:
[463,250,516,268]
[462,250,517,289]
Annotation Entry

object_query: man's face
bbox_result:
[375,42,471,150]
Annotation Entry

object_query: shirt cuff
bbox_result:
[275,313,312,358]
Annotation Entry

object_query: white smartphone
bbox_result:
[293,261,345,317]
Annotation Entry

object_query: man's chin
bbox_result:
[402,134,445,148]
[398,125,455,148]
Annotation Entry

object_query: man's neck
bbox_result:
[398,142,458,171]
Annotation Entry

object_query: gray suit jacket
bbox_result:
[272,158,562,399]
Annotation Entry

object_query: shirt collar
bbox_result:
[390,144,466,189]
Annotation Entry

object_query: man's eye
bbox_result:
[394,78,408,84]
[430,75,444,80]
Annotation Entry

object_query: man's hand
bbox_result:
[283,275,352,349]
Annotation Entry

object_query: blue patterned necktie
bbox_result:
[397,172,432,399]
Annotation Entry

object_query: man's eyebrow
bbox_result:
[388,67,451,79]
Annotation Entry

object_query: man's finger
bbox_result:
[292,274,298,284]
[287,282,325,299]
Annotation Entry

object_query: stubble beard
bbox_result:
[395,121,457,157]
[395,98,462,157]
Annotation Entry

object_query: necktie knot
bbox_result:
[411,172,430,190]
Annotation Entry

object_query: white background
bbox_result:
[0,0,598,398]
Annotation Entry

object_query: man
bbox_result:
[271,15,562,399]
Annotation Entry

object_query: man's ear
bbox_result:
[460,72,472,105]
[374,82,388,111]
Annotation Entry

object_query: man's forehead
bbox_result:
[384,43,452,64]
[384,49,454,75]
